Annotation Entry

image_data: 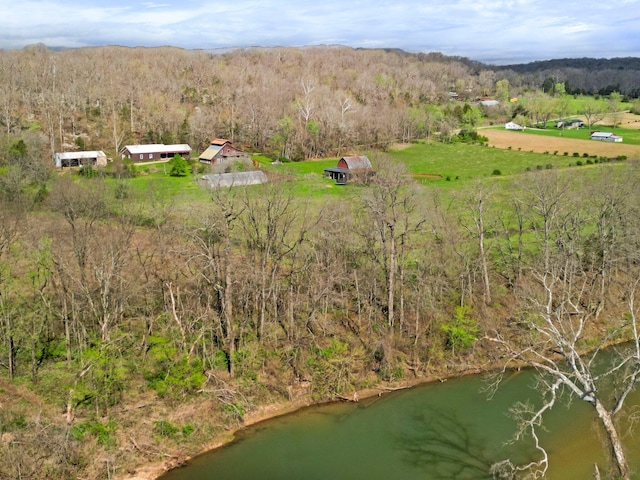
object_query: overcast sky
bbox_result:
[1,0,639,64]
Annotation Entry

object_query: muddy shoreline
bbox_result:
[118,370,468,480]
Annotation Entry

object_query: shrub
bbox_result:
[441,306,479,354]
[583,153,589,158]
[545,164,553,170]
[563,152,569,156]
[168,154,190,177]
[154,420,179,439]
[71,420,117,446]
[491,169,501,176]
[572,152,580,157]
[576,160,583,166]
[586,159,593,165]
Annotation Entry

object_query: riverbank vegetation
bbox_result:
[1,45,639,479]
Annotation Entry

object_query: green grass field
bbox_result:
[101,140,628,207]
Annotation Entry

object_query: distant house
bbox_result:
[54,150,107,168]
[590,131,623,142]
[505,121,524,131]
[324,155,374,185]
[198,139,249,165]
[480,99,500,107]
[557,119,584,129]
[121,144,191,162]
[199,170,267,188]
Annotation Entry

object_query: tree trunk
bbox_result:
[594,400,630,480]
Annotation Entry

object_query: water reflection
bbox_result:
[397,408,493,479]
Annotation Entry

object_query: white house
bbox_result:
[505,122,524,131]
[590,131,623,142]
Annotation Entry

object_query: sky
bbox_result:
[1,0,639,65]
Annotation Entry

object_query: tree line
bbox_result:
[1,45,637,171]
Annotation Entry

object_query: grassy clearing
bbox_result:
[95,140,628,208]
[388,141,569,183]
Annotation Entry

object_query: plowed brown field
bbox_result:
[483,129,640,159]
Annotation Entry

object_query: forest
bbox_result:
[1,45,640,479]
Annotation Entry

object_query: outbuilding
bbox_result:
[198,139,249,165]
[324,155,374,185]
[590,131,623,142]
[54,150,107,168]
[505,121,524,130]
[199,170,268,188]
[121,144,191,162]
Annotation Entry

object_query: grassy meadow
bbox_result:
[101,139,631,208]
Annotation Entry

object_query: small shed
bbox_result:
[505,122,524,130]
[199,139,249,165]
[54,150,107,168]
[324,155,374,184]
[121,144,191,162]
[590,131,623,142]
[199,170,268,188]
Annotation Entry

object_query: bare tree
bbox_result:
[486,173,640,479]
[361,155,424,329]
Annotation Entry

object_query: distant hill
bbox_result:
[493,57,640,73]
[482,56,640,96]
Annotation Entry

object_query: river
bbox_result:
[159,368,639,480]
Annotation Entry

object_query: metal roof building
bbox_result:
[199,170,268,188]
[54,150,107,168]
[121,144,191,161]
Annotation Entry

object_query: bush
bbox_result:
[70,420,117,446]
[572,152,580,157]
[491,169,501,176]
[168,154,190,177]
[154,420,179,438]
[576,160,583,166]
[545,164,553,170]
[441,306,479,354]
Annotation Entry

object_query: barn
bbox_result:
[198,139,249,165]
[324,155,374,184]
[54,150,107,168]
[121,144,191,162]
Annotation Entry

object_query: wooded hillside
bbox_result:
[1,45,640,479]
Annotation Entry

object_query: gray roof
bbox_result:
[199,170,268,188]
[199,145,223,161]
[341,155,372,170]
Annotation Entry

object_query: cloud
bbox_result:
[0,0,638,63]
